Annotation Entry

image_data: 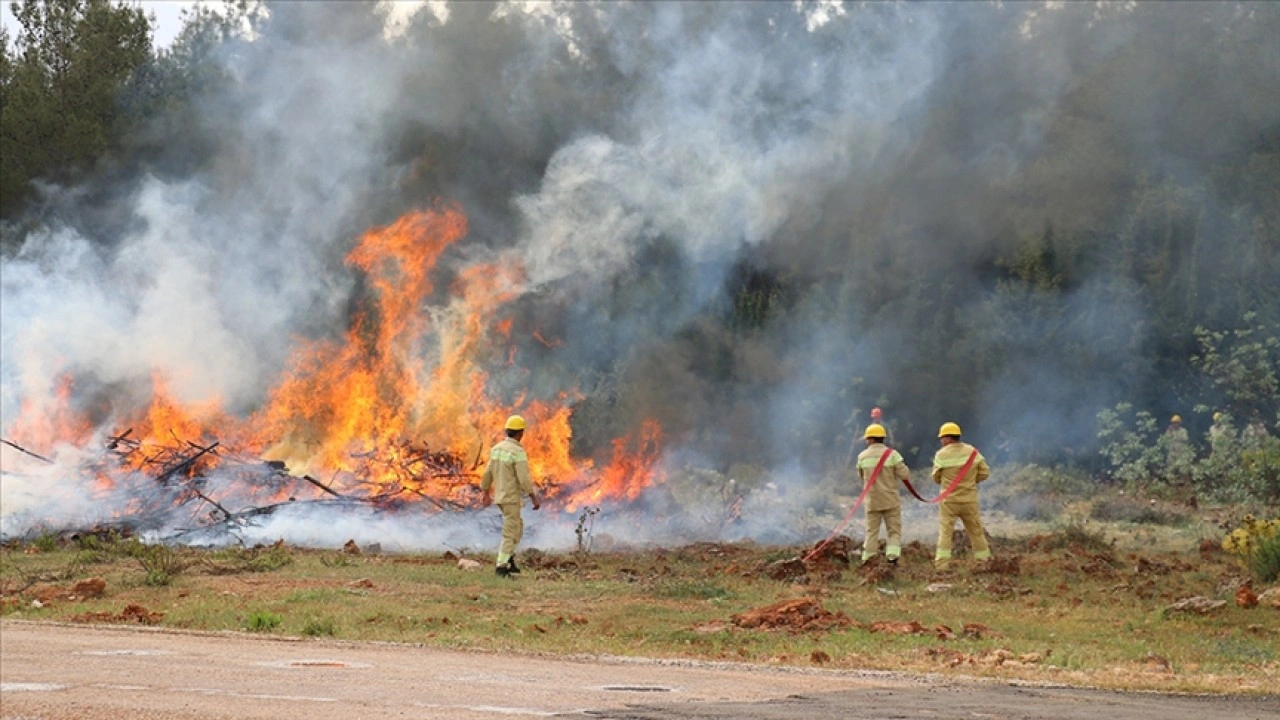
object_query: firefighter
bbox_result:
[480,415,542,577]
[867,407,896,447]
[848,407,896,466]
[1165,414,1189,446]
[856,423,908,564]
[1162,414,1194,480]
[1208,412,1234,457]
[932,422,991,569]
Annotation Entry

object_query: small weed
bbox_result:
[134,544,187,584]
[73,549,106,566]
[116,537,148,558]
[319,553,355,568]
[246,611,283,632]
[205,546,294,574]
[245,547,293,572]
[301,616,337,637]
[1247,532,1280,582]
[144,569,172,586]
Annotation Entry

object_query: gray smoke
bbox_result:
[3,2,1278,544]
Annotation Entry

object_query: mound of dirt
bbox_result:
[70,603,164,625]
[857,558,896,584]
[868,620,928,635]
[32,577,108,604]
[520,549,579,571]
[761,557,808,582]
[731,598,853,633]
[70,577,107,598]
[805,535,857,566]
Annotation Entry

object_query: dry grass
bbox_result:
[1,524,1277,696]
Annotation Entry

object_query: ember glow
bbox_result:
[1,204,666,522]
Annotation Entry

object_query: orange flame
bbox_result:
[4,373,94,452]
[3,203,666,513]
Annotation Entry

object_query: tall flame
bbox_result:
[2,204,665,513]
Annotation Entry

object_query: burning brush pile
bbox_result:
[0,206,664,541]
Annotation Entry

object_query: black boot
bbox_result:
[506,557,521,574]
[495,564,512,577]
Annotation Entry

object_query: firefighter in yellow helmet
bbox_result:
[856,423,908,564]
[1163,414,1193,475]
[480,415,542,577]
[847,406,896,467]
[932,422,991,569]
[1208,412,1233,458]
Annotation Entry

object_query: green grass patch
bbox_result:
[246,611,283,632]
[654,580,730,600]
[300,616,338,637]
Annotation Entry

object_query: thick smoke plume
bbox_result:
[2,2,1278,547]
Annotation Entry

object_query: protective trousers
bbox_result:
[496,502,524,566]
[863,508,902,562]
[935,501,990,567]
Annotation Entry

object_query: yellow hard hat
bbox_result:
[505,415,526,431]
[864,423,887,440]
[1213,412,1223,422]
[1171,415,1182,423]
[938,421,962,437]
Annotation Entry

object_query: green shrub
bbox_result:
[31,530,60,553]
[134,544,186,585]
[1247,531,1280,583]
[144,569,172,587]
[246,611,283,632]
[245,546,293,572]
[74,549,106,565]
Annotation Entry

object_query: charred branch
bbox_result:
[1,439,53,464]
[154,442,220,485]
[300,473,346,498]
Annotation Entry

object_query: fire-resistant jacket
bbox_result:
[931,442,990,505]
[856,443,909,512]
[480,437,535,505]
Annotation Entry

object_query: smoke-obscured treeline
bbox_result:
[2,2,1278,500]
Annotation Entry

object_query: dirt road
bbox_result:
[1,621,1275,719]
